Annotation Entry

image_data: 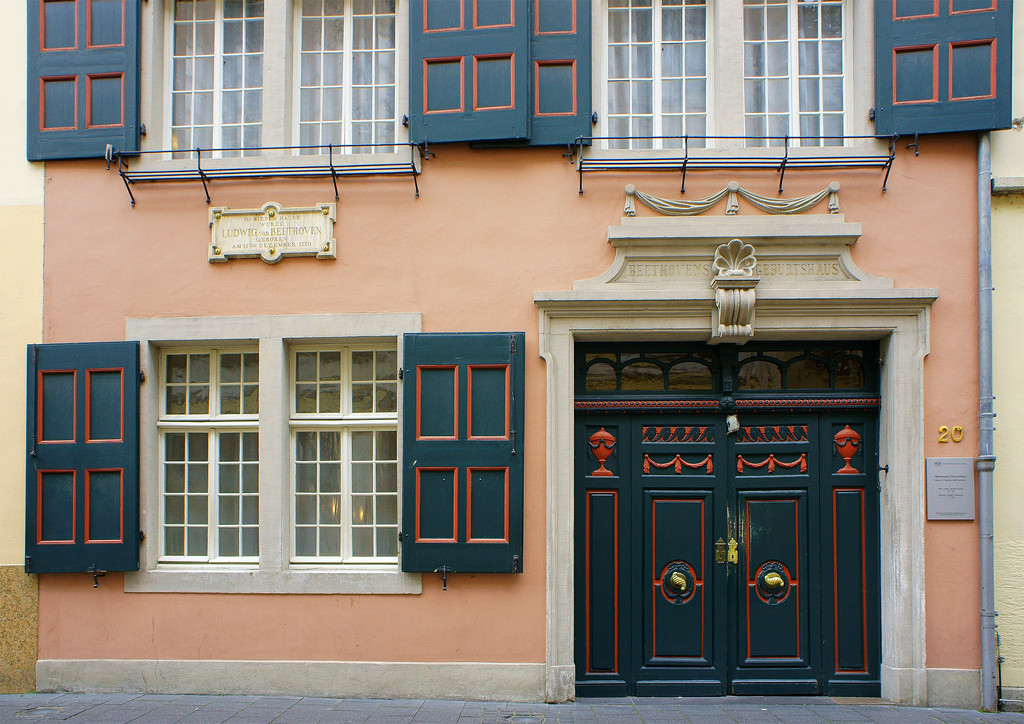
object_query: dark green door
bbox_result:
[575,412,878,696]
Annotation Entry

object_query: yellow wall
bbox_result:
[993,194,1024,692]
[0,0,44,693]
[0,0,44,566]
[990,0,1024,696]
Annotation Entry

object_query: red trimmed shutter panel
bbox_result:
[27,0,140,160]
[408,0,530,143]
[25,342,140,574]
[874,0,1011,135]
[401,333,525,574]
[529,0,593,146]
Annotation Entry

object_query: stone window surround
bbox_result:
[124,312,423,594]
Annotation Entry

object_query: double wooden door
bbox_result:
[575,413,879,696]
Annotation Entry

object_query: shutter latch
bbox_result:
[434,565,451,591]
[88,564,106,589]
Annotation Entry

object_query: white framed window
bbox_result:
[159,349,260,562]
[165,0,400,156]
[600,0,856,149]
[290,347,399,562]
[742,0,845,147]
[296,0,398,154]
[170,0,264,156]
[605,0,709,150]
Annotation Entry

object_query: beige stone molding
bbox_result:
[711,239,759,343]
[624,181,841,217]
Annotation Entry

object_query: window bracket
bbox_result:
[777,136,789,194]
[574,134,900,194]
[110,143,426,207]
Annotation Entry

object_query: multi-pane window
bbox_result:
[742,0,844,146]
[297,0,397,154]
[170,0,264,156]
[291,347,399,562]
[606,0,709,149]
[160,350,260,561]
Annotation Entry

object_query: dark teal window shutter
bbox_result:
[25,342,140,574]
[27,0,140,160]
[408,0,530,143]
[529,0,592,146]
[401,332,524,574]
[875,0,1011,135]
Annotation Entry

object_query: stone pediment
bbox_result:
[563,215,895,344]
[577,215,891,293]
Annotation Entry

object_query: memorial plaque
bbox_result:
[925,457,975,520]
[209,202,337,264]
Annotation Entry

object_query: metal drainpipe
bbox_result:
[978,131,998,712]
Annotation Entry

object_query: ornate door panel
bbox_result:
[636,420,726,695]
[728,418,820,693]
[819,415,881,696]
[575,416,632,696]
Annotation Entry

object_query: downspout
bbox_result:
[978,131,998,712]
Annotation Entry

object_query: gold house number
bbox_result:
[938,425,965,443]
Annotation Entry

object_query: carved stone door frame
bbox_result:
[536,215,936,705]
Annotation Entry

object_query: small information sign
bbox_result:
[925,457,975,520]
[209,202,336,264]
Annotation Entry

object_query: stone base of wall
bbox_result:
[926,668,981,710]
[37,660,547,702]
[1001,686,1024,712]
[0,566,37,693]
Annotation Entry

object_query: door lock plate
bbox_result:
[715,538,727,564]
[727,538,739,564]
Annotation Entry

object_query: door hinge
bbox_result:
[398,367,404,380]
[510,335,517,354]
[139,370,146,383]
[512,555,520,573]
[24,556,31,574]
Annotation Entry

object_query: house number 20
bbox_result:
[938,426,964,443]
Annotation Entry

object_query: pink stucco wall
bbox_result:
[39,136,980,669]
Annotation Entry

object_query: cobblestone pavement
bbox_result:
[2,695,1024,724]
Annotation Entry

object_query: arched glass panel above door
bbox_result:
[578,343,876,397]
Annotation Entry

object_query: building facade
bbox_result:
[24,0,1012,709]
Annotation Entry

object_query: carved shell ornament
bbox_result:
[713,239,757,277]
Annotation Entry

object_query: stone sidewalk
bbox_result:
[2,695,1024,724]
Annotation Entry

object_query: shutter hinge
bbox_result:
[24,556,31,574]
